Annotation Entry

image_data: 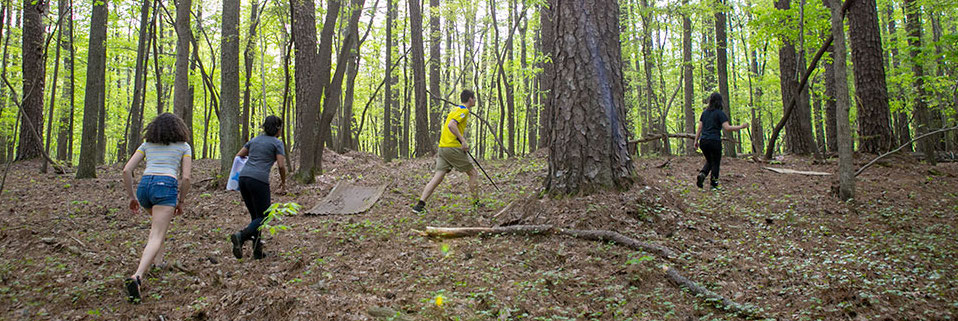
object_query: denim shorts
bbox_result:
[136,175,179,209]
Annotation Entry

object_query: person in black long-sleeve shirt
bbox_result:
[694,93,748,189]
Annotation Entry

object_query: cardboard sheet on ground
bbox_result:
[305,182,388,215]
[764,167,832,176]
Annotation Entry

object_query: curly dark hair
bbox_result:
[707,92,724,111]
[144,113,190,145]
[262,115,283,136]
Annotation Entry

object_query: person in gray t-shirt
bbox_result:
[230,116,287,259]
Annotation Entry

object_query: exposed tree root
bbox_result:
[417,225,763,318]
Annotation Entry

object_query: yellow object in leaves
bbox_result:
[435,295,444,307]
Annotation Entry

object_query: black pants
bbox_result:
[238,176,271,242]
[699,139,722,185]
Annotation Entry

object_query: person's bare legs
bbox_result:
[132,205,176,280]
[419,170,448,202]
[466,168,479,202]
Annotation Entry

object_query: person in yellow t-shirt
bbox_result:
[412,90,479,213]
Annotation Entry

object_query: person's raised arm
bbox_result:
[449,119,468,151]
[722,121,749,131]
[123,151,146,214]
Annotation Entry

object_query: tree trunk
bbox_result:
[126,0,151,156]
[241,0,260,143]
[56,0,74,162]
[904,0,934,165]
[409,0,432,157]
[702,16,715,93]
[884,5,910,151]
[822,0,838,153]
[428,0,441,144]
[174,0,192,145]
[43,6,62,172]
[151,0,164,115]
[714,0,735,157]
[292,0,321,180]
[220,0,240,175]
[77,0,107,178]
[848,0,894,153]
[813,77,826,153]
[538,3,553,149]
[545,0,634,195]
[682,0,694,155]
[776,0,815,155]
[383,0,397,161]
[504,0,516,157]
[319,0,363,158]
[830,0,854,200]
[749,49,765,154]
[18,0,46,161]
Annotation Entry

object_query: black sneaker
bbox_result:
[473,199,484,208]
[230,233,244,259]
[252,240,264,260]
[125,276,142,304]
[411,201,426,214]
[696,173,706,188]
[710,180,721,191]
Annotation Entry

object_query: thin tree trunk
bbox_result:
[220,0,241,175]
[241,0,261,143]
[409,0,432,156]
[173,0,192,145]
[823,0,839,153]
[830,0,854,200]
[319,0,363,157]
[776,0,816,155]
[126,0,151,155]
[715,0,735,156]
[55,0,73,162]
[43,16,61,173]
[383,0,397,161]
[884,4,910,151]
[77,0,107,178]
[904,0,935,165]
[538,3,552,149]
[428,0,440,144]
[151,0,164,115]
[682,0,694,155]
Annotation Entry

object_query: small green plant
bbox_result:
[259,202,301,236]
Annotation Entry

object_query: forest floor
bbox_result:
[0,149,955,320]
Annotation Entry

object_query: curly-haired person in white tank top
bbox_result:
[120,113,193,304]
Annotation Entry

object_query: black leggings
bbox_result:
[238,176,271,242]
[699,139,722,184]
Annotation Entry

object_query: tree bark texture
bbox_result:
[18,0,46,160]
[545,0,635,195]
[409,0,432,157]
[904,0,935,165]
[77,0,107,178]
[55,0,74,162]
[220,0,240,175]
[776,0,816,155]
[830,0,854,200]
[383,0,397,161]
[127,0,151,156]
[682,0,695,155]
[848,0,894,153]
[174,0,192,145]
[292,0,322,181]
[428,0,441,144]
[715,0,736,156]
[241,0,260,143]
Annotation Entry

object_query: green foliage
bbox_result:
[258,202,301,236]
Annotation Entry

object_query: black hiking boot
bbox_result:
[411,200,426,214]
[710,180,721,191]
[696,172,706,189]
[252,240,265,260]
[230,233,244,259]
[124,276,142,304]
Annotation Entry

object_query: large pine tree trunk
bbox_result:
[714,0,736,157]
[55,0,74,162]
[18,0,46,161]
[904,0,935,165]
[409,0,432,157]
[428,0,441,144]
[383,0,397,161]
[292,0,322,181]
[776,0,815,155]
[545,0,634,195]
[682,0,695,155]
[220,0,241,175]
[848,0,894,153]
[174,0,192,145]
[830,0,854,200]
[77,0,107,178]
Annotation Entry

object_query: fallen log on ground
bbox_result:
[417,225,761,318]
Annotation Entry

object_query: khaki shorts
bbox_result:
[435,147,474,172]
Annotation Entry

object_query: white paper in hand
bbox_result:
[226,156,247,191]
